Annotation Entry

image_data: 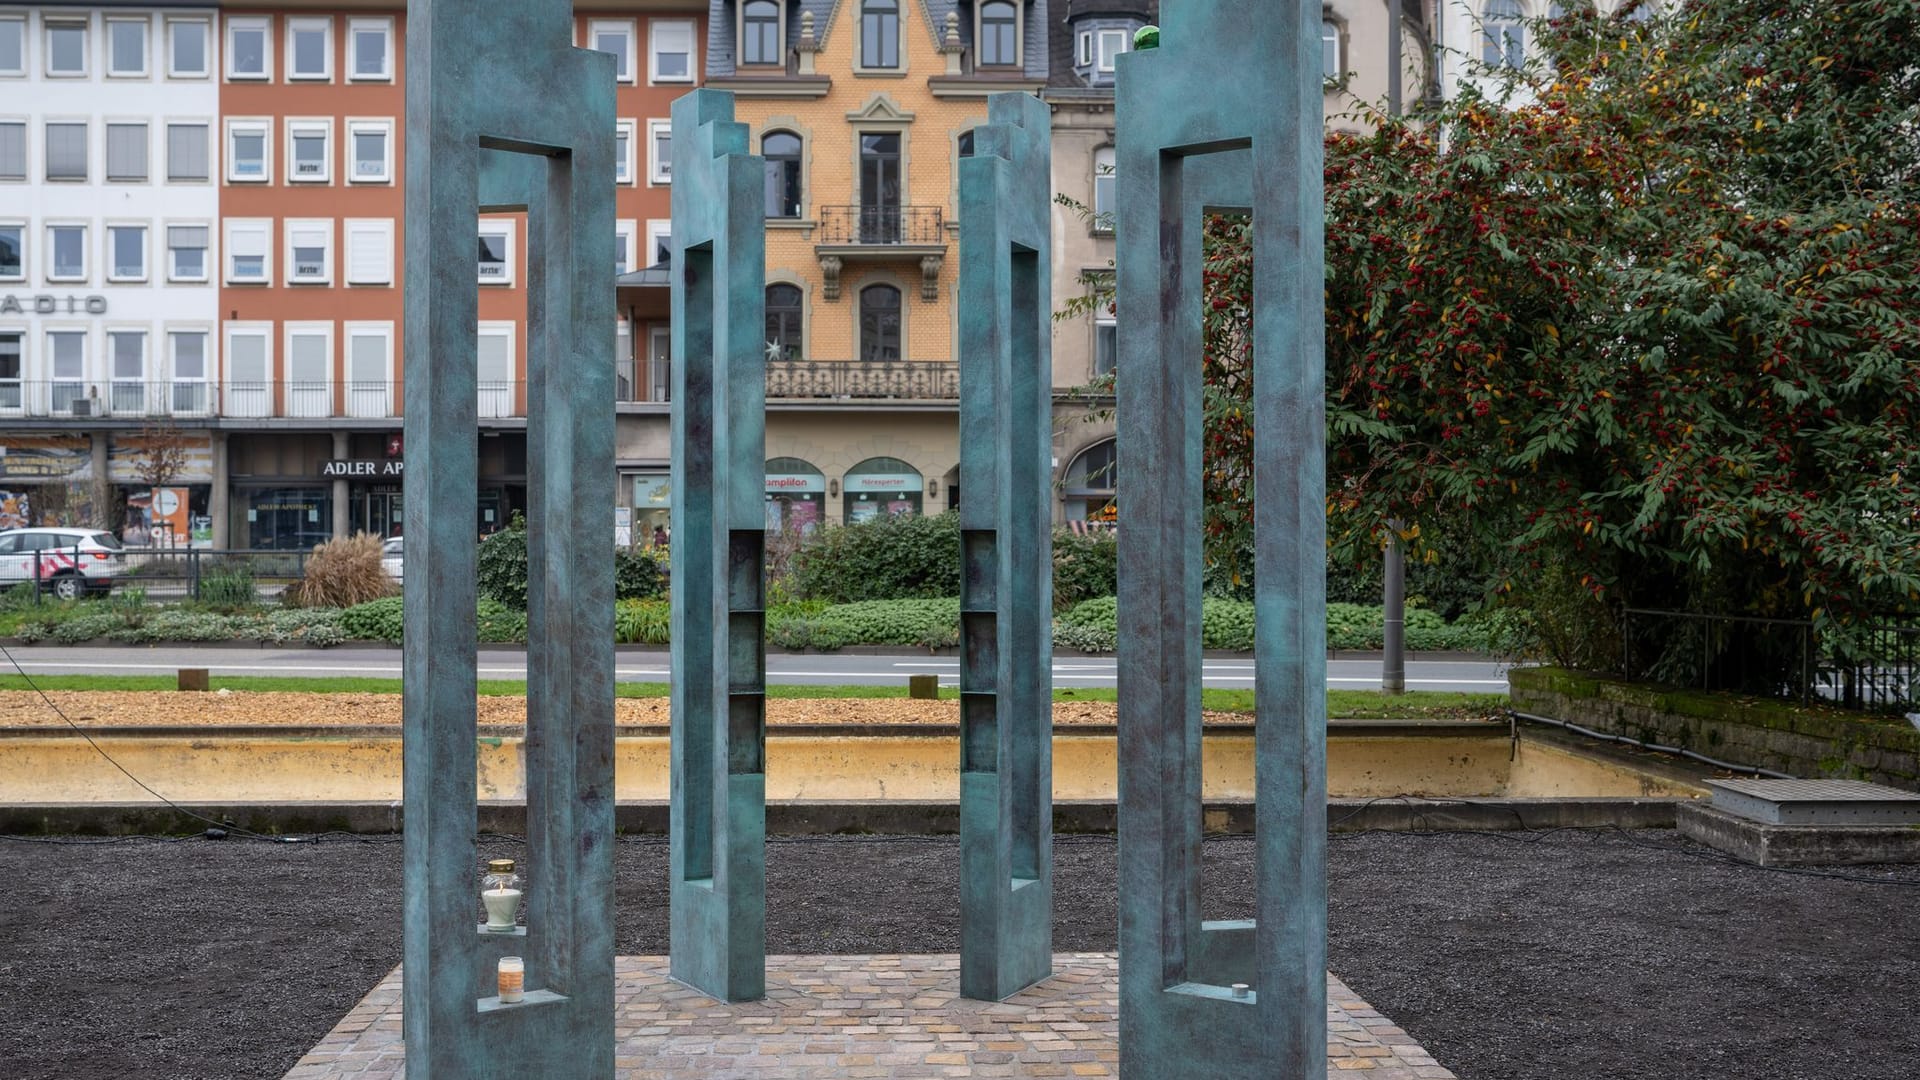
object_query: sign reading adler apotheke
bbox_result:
[0,294,109,316]
[321,459,405,478]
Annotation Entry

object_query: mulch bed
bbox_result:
[2,829,1916,1080]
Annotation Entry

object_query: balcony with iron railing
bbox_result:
[814,206,950,301]
[0,380,527,422]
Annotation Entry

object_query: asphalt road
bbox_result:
[0,645,1510,692]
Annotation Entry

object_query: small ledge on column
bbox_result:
[476,988,568,1014]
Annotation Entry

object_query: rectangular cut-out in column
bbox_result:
[729,612,764,691]
[962,611,998,693]
[961,692,998,773]
[727,693,765,774]
[962,530,998,611]
[728,531,764,611]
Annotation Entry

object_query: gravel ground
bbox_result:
[2,829,1916,1080]
[0,690,1245,728]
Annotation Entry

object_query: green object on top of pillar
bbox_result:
[956,91,1054,1003]
[1114,1,1328,1078]
[1133,25,1160,50]
[668,88,769,1005]
[400,0,618,1077]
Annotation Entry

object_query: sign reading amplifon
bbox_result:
[320,459,405,478]
[0,294,109,316]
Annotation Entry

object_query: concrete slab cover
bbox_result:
[1706,778,1920,826]
[282,955,1457,1080]
[1678,801,1920,866]
[1113,1,1328,1077]
[401,1,618,1077]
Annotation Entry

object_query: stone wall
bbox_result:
[1509,667,1920,792]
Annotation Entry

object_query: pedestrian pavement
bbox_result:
[284,953,1456,1079]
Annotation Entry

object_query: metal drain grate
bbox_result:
[1706,778,1920,826]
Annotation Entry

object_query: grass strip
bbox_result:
[0,674,1504,719]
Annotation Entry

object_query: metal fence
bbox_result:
[1620,608,1920,713]
[12,549,315,606]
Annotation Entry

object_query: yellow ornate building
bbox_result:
[694,0,1044,527]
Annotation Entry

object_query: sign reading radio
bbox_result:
[321,459,405,478]
[0,294,109,316]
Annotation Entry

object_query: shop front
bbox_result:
[629,472,671,546]
[0,434,94,528]
[841,457,924,523]
[765,458,826,535]
[108,432,215,548]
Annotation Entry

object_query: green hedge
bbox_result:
[479,516,666,610]
[783,512,1122,612]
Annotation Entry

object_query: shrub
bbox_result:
[1053,596,1257,651]
[258,607,346,646]
[615,598,671,644]
[788,512,961,602]
[341,596,406,642]
[47,612,124,644]
[769,597,961,650]
[1051,527,1118,610]
[0,583,38,611]
[478,516,530,609]
[613,547,666,602]
[104,609,237,643]
[477,598,527,643]
[284,533,395,609]
[1053,621,1116,653]
[197,563,258,611]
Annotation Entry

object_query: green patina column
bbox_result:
[956,92,1054,1003]
[1114,3,1328,1079]
[401,2,617,1077]
[668,88,768,1004]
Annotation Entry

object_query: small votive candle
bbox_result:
[1231,983,1250,999]
[498,956,525,1003]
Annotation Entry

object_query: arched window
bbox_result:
[765,457,826,534]
[957,130,974,158]
[859,284,902,364]
[979,1,1018,67]
[861,0,899,69]
[743,0,782,66]
[843,456,923,523]
[765,283,803,361]
[1483,0,1525,68]
[1063,440,1116,522]
[1321,19,1341,80]
[763,130,802,218]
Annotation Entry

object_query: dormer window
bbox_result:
[979,1,1018,67]
[861,0,900,70]
[742,0,782,67]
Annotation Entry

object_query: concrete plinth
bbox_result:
[1677,801,1920,866]
[282,954,1457,1080]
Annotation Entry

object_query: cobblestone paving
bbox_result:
[284,954,1457,1079]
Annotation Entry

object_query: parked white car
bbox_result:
[382,536,404,585]
[0,527,125,601]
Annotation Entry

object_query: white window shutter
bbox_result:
[347,222,392,284]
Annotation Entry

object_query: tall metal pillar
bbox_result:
[956,92,1054,1003]
[668,88,768,1004]
[1114,3,1328,1078]
[401,3,617,1077]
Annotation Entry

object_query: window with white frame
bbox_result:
[287,220,332,283]
[1321,19,1342,80]
[287,119,331,182]
[167,18,210,78]
[478,221,513,284]
[649,119,671,184]
[167,224,208,282]
[107,224,148,281]
[284,324,332,417]
[614,120,634,184]
[1092,146,1115,230]
[45,19,87,78]
[347,18,392,81]
[227,119,270,182]
[649,19,694,83]
[288,17,331,80]
[223,325,271,417]
[107,18,149,77]
[167,123,209,182]
[590,19,634,82]
[168,330,210,414]
[1076,30,1092,67]
[45,121,88,181]
[646,220,671,267]
[477,324,514,417]
[227,16,269,79]
[106,123,148,182]
[108,329,148,412]
[344,323,392,417]
[978,1,1018,67]
[0,223,22,279]
[858,0,898,69]
[0,16,24,77]
[48,330,87,413]
[614,221,634,276]
[225,219,270,283]
[1096,29,1129,72]
[48,224,86,281]
[741,0,782,66]
[347,119,391,183]
[0,123,21,181]
[344,219,394,285]
[1094,313,1116,376]
[1484,0,1525,68]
